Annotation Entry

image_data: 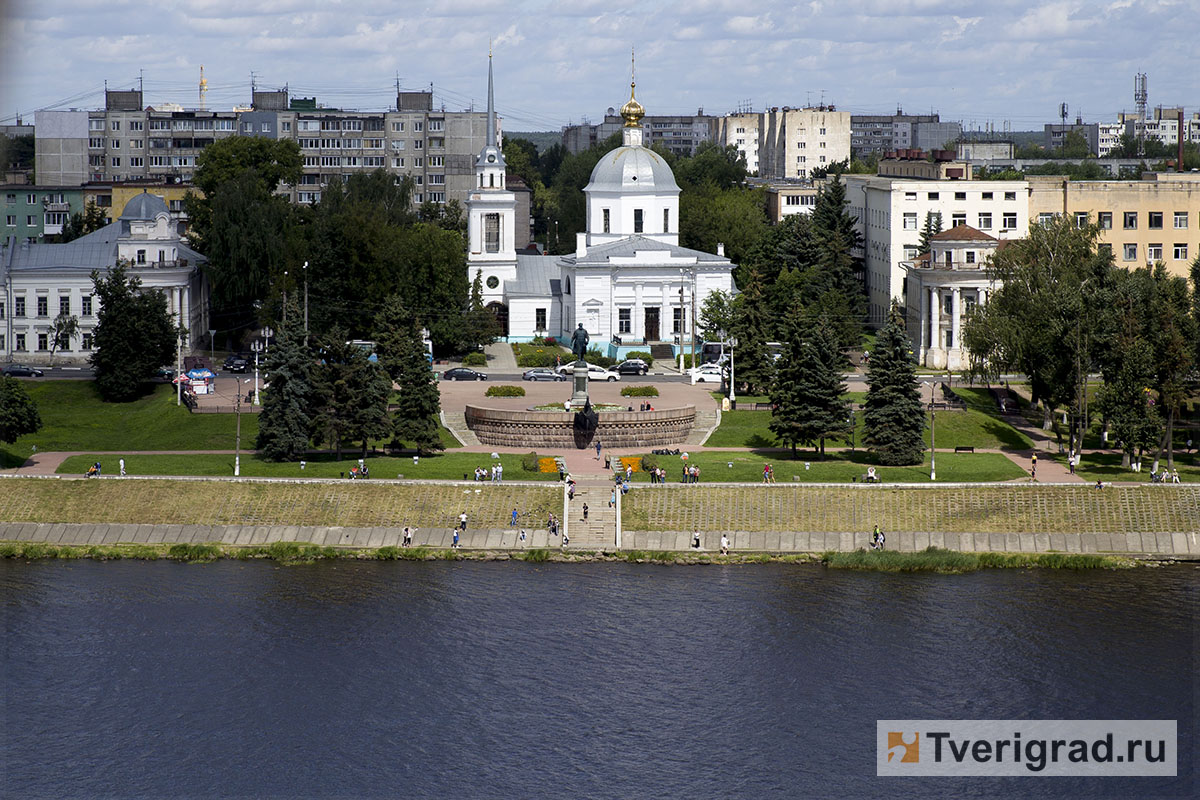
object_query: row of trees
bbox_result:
[962,216,1200,471]
[255,297,443,461]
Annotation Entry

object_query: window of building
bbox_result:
[1004,191,1017,201]
[413,157,423,167]
[130,157,143,167]
[904,191,917,200]
[1173,211,1188,229]
[954,192,966,200]
[819,128,826,135]
[428,155,443,166]
[1123,211,1138,229]
[81,333,93,350]
[663,208,669,232]
[483,213,500,253]
[820,141,826,148]
[1074,212,1088,228]
[14,297,24,317]
[1173,243,1188,260]
[530,307,546,331]
[392,158,404,168]
[978,213,992,230]
[1148,212,1163,229]
[966,251,976,264]
[82,295,93,316]
[36,296,48,316]
[281,122,291,132]
[1002,212,1017,230]
[391,122,404,132]
[602,208,610,233]
[413,122,423,132]
[89,119,104,131]
[413,193,422,203]
[0,335,4,350]
[26,193,35,204]
[25,215,35,226]
[428,174,444,185]
[673,306,685,334]
[4,215,13,227]
[59,296,70,316]
[1098,211,1112,229]
[618,308,631,334]
[903,246,918,260]
[903,212,917,230]
[927,192,939,200]
[982,192,993,200]
[111,120,120,131]
[136,250,146,264]
[1147,243,1162,261]
[634,208,644,233]
[1123,243,1137,261]
[952,212,966,227]
[38,333,48,351]
[111,157,121,168]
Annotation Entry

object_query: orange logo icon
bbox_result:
[887,732,920,763]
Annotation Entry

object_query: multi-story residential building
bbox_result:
[1097,123,1124,157]
[843,155,1030,325]
[1,185,85,242]
[34,87,493,210]
[1043,119,1100,154]
[720,107,851,179]
[1026,172,1200,281]
[851,113,961,156]
[561,111,717,156]
[955,140,1015,160]
[764,182,819,223]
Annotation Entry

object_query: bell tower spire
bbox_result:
[486,42,497,148]
[475,48,506,189]
[620,46,645,146]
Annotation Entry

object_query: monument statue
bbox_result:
[570,323,590,362]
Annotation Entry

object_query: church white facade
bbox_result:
[466,60,737,357]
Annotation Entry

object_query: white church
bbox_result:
[466,58,738,359]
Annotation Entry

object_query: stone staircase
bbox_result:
[649,343,675,362]
[564,484,617,550]
[440,411,479,446]
[684,407,721,445]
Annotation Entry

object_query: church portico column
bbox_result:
[928,286,941,365]
[919,281,928,361]
[950,287,961,351]
[634,283,644,342]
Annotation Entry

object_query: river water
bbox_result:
[2,560,1195,799]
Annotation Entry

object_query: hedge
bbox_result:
[485,385,526,397]
[620,386,659,397]
[625,350,654,367]
[517,351,556,368]
[462,352,487,366]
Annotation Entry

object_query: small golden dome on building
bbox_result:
[620,82,644,128]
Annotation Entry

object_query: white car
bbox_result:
[689,364,725,384]
[556,362,620,382]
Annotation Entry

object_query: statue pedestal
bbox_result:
[568,361,590,409]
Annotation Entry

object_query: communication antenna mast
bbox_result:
[1134,73,1148,157]
[199,65,208,110]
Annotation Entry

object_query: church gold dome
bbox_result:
[620,82,644,128]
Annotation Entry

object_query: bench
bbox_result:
[954,446,975,454]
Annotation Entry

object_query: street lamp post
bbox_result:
[251,340,263,405]
[729,336,738,406]
[678,270,686,372]
[302,261,309,346]
[923,381,936,481]
[234,378,250,476]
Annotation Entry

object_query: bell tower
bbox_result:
[466,48,517,303]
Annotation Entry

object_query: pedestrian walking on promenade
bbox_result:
[511,507,519,527]
[452,529,460,549]
[595,440,602,461]
[1030,453,1038,479]
[609,489,616,508]
[403,527,413,547]
[582,503,589,521]
[119,458,126,476]
[459,511,468,532]
[720,535,730,555]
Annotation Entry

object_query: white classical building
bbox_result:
[468,61,737,357]
[1,191,208,364]
[901,225,1000,370]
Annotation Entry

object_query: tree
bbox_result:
[917,212,943,255]
[59,201,109,243]
[0,377,42,443]
[698,289,736,344]
[679,183,768,269]
[47,312,79,364]
[1096,339,1160,468]
[463,270,500,349]
[90,265,180,402]
[673,142,748,190]
[1057,130,1093,159]
[255,300,314,461]
[769,312,852,457]
[309,331,392,461]
[863,304,925,465]
[730,268,774,395]
[376,300,443,454]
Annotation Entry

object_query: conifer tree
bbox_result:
[255,299,313,461]
[863,304,925,465]
[375,296,443,454]
[770,311,852,457]
[918,211,943,255]
[731,267,774,395]
[310,328,392,461]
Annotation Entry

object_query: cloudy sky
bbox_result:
[2,0,1198,132]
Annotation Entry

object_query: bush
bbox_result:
[522,548,551,562]
[462,352,487,366]
[517,351,556,368]
[640,454,659,472]
[585,349,616,368]
[621,386,659,397]
[485,384,526,397]
[531,336,557,346]
[626,350,654,367]
[521,451,539,471]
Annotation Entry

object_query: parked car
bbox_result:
[154,366,175,380]
[689,364,725,384]
[443,367,488,381]
[225,358,250,373]
[555,363,620,382]
[522,368,566,382]
[223,353,249,370]
[1,364,44,378]
[616,359,649,376]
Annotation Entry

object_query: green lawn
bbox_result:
[1053,451,1200,483]
[706,407,1032,451]
[628,451,1025,483]
[58,451,564,480]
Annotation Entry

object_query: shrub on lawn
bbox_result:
[625,350,654,367]
[531,336,557,346]
[521,451,540,471]
[485,385,526,397]
[585,349,616,368]
[621,386,659,397]
[517,351,556,368]
[462,352,487,366]
[640,454,659,472]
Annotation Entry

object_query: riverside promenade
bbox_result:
[1,476,1197,558]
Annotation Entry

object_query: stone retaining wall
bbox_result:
[464,404,695,449]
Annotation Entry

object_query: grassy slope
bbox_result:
[629,451,1025,483]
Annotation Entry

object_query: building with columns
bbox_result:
[468,60,737,356]
[901,225,1000,370]
[2,191,207,365]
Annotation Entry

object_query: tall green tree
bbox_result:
[698,289,736,344]
[863,304,925,465]
[730,268,774,395]
[917,211,943,255]
[255,300,314,461]
[310,331,393,461]
[770,312,852,457]
[90,265,180,402]
[0,377,42,443]
[376,299,443,454]
[1096,339,1161,469]
[47,312,79,364]
[58,201,110,243]
[464,270,500,346]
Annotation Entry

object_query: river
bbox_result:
[2,560,1194,798]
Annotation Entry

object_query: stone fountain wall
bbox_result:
[464,405,696,449]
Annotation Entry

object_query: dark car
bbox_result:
[616,359,649,376]
[443,367,488,381]
[223,353,250,370]
[522,368,566,382]
[2,364,44,378]
[226,358,250,373]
